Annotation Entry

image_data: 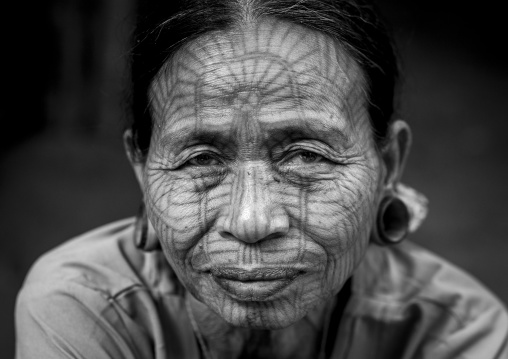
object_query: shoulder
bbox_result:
[15,218,177,358]
[355,241,505,308]
[16,217,184,314]
[20,218,144,297]
[349,241,508,358]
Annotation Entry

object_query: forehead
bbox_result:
[150,19,366,132]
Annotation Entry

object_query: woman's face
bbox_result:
[141,19,383,329]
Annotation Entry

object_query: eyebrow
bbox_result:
[160,124,233,152]
[258,110,352,147]
[160,113,351,152]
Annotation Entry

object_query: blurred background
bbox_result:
[1,0,507,356]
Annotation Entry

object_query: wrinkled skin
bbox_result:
[128,18,405,358]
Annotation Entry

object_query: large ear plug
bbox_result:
[134,202,161,252]
[372,194,410,245]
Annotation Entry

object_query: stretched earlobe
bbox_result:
[372,121,414,245]
[134,202,161,252]
[371,192,410,245]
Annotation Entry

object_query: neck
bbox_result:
[186,294,337,359]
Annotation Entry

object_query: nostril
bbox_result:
[218,222,287,243]
[218,230,236,240]
[262,231,285,241]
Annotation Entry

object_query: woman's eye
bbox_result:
[287,151,324,165]
[187,154,220,166]
[299,151,322,163]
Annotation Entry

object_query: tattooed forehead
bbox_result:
[149,19,367,145]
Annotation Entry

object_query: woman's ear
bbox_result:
[381,120,412,188]
[123,129,145,189]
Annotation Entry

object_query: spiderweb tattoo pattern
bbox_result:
[143,19,381,329]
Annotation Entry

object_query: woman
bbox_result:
[15,0,508,358]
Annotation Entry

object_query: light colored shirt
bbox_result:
[15,218,508,358]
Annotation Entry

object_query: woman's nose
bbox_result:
[217,166,289,243]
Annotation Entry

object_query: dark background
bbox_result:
[1,0,507,356]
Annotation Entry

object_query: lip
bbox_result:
[210,267,302,301]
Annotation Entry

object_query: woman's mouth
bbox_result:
[210,267,302,301]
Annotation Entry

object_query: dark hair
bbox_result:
[127,0,399,159]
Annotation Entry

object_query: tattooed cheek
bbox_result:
[187,170,228,193]
[276,167,348,192]
[152,168,228,193]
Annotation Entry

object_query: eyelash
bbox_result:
[186,153,222,167]
[177,143,339,171]
[279,142,339,165]
[182,150,326,167]
[284,150,326,164]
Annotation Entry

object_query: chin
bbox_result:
[196,277,326,330]
[216,297,310,330]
